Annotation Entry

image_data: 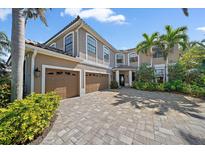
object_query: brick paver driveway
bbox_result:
[41,88,205,145]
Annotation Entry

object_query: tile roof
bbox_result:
[26,40,73,56]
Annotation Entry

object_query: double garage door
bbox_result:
[45,68,109,99]
[85,72,109,93]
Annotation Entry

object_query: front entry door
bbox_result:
[119,74,125,86]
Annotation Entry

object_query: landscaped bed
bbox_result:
[132,80,205,98]
[0,92,60,145]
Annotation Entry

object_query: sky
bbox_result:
[1,8,205,50]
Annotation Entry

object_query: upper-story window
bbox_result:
[153,47,163,58]
[129,53,138,64]
[103,46,110,64]
[116,53,125,65]
[50,43,56,48]
[87,34,97,54]
[64,33,73,55]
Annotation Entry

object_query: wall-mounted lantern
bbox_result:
[34,67,41,78]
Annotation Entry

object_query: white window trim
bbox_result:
[103,45,110,65]
[41,65,83,96]
[115,53,125,66]
[154,64,166,82]
[128,52,139,66]
[63,31,74,56]
[86,33,98,62]
[50,42,56,48]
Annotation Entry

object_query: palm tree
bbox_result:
[0,32,10,62]
[11,8,48,101]
[136,32,159,67]
[190,40,205,49]
[159,25,188,81]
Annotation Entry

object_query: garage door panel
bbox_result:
[86,72,108,93]
[45,69,79,99]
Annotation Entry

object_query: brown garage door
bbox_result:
[86,72,108,93]
[45,68,79,99]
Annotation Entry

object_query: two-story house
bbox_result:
[22,16,180,99]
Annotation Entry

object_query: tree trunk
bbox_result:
[149,47,153,67]
[164,56,169,82]
[11,8,25,101]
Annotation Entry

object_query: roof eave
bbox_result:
[26,44,82,63]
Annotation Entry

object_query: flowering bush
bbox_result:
[0,92,60,144]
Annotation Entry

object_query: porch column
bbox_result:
[116,70,119,86]
[129,70,132,86]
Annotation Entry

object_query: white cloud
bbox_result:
[196,27,205,32]
[0,9,11,21]
[60,8,126,24]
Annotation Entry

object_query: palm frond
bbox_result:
[23,8,48,26]
[150,32,159,41]
[173,26,187,36]
[182,8,189,16]
[142,33,150,42]
[136,41,149,54]
[165,25,172,35]
[0,32,10,52]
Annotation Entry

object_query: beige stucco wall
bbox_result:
[139,52,151,65]
[78,28,86,59]
[33,53,111,93]
[153,57,166,65]
[110,51,115,67]
[97,41,104,64]
[168,49,180,63]
[47,27,78,57]
[45,25,116,68]
[55,37,63,50]
[78,27,115,68]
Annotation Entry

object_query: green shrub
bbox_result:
[136,64,155,82]
[168,63,186,81]
[110,80,119,89]
[0,92,60,145]
[132,80,205,98]
[164,80,183,92]
[132,81,157,91]
[156,83,165,91]
[0,84,11,108]
[182,84,205,97]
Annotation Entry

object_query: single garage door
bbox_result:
[45,68,79,99]
[86,72,109,93]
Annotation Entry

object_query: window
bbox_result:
[116,54,124,65]
[129,53,138,64]
[64,33,73,55]
[155,68,165,83]
[103,46,110,63]
[87,35,96,54]
[155,69,164,77]
[153,47,163,58]
[50,43,56,48]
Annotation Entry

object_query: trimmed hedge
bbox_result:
[0,92,60,145]
[132,80,205,98]
[0,84,11,108]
